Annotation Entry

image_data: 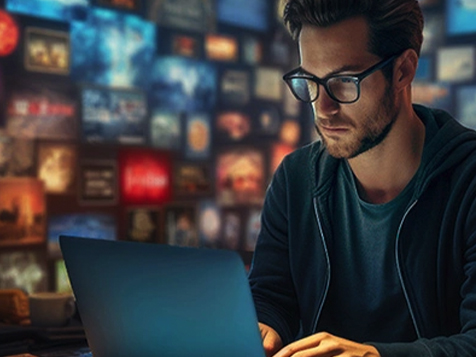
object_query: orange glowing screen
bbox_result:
[0,11,19,57]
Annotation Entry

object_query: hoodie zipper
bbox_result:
[311,197,331,333]
[310,197,422,338]
[395,199,422,338]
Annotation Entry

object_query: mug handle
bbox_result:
[64,298,76,319]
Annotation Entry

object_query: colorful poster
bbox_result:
[165,205,199,247]
[0,178,45,247]
[81,86,148,145]
[79,160,117,205]
[71,7,156,88]
[6,0,88,22]
[147,0,215,33]
[24,28,70,75]
[6,81,77,140]
[216,147,265,206]
[37,142,77,195]
[118,149,172,205]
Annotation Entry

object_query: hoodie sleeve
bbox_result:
[248,158,300,345]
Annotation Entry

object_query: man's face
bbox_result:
[299,17,399,159]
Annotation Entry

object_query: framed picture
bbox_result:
[219,67,251,106]
[217,0,270,32]
[245,208,262,251]
[241,35,263,65]
[0,178,46,247]
[254,67,283,101]
[118,148,172,206]
[0,248,48,294]
[79,160,117,205]
[6,0,88,22]
[81,86,148,145]
[197,200,222,248]
[174,162,212,196]
[185,113,212,159]
[149,57,217,113]
[147,0,216,33]
[216,146,266,206]
[221,208,242,250]
[279,118,301,146]
[48,213,117,257]
[6,80,77,140]
[37,142,77,195]
[126,207,161,243]
[150,110,182,150]
[172,34,202,58]
[164,204,199,247]
[447,0,476,36]
[437,46,475,83]
[253,103,282,137]
[24,27,70,75]
[205,34,239,62]
[71,7,156,88]
[0,137,35,177]
[216,111,252,143]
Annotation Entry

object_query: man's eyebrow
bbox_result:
[301,63,366,78]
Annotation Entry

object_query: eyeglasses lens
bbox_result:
[288,78,317,102]
[288,77,359,103]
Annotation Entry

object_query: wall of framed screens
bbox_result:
[0,0,306,294]
[1,0,476,294]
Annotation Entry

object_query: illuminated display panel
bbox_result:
[0,178,45,247]
[81,86,148,145]
[71,7,155,88]
[447,0,476,36]
[118,149,172,205]
[48,213,116,257]
[6,0,88,22]
[149,56,217,113]
[217,0,270,32]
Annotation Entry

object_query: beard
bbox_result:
[314,85,398,159]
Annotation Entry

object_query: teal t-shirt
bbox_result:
[317,160,418,342]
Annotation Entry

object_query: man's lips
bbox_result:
[320,125,350,134]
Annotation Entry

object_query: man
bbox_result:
[248,1,476,356]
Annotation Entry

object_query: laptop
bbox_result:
[59,235,265,357]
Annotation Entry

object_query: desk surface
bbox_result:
[0,321,89,357]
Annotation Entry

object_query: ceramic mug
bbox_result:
[29,292,76,327]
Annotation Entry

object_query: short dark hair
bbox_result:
[282,0,424,59]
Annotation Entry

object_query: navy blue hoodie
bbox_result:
[249,104,476,356]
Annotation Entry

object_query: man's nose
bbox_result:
[312,85,339,116]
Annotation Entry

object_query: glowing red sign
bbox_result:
[119,149,172,205]
[0,11,19,57]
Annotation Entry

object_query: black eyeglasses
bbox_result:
[283,54,398,104]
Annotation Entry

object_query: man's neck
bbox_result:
[347,109,426,204]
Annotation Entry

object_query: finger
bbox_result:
[273,333,337,357]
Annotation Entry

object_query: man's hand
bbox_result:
[272,332,380,357]
[259,322,283,357]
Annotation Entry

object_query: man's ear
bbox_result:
[392,49,418,92]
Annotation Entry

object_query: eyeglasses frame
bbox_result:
[282,54,399,104]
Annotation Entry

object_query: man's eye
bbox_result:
[339,77,354,83]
